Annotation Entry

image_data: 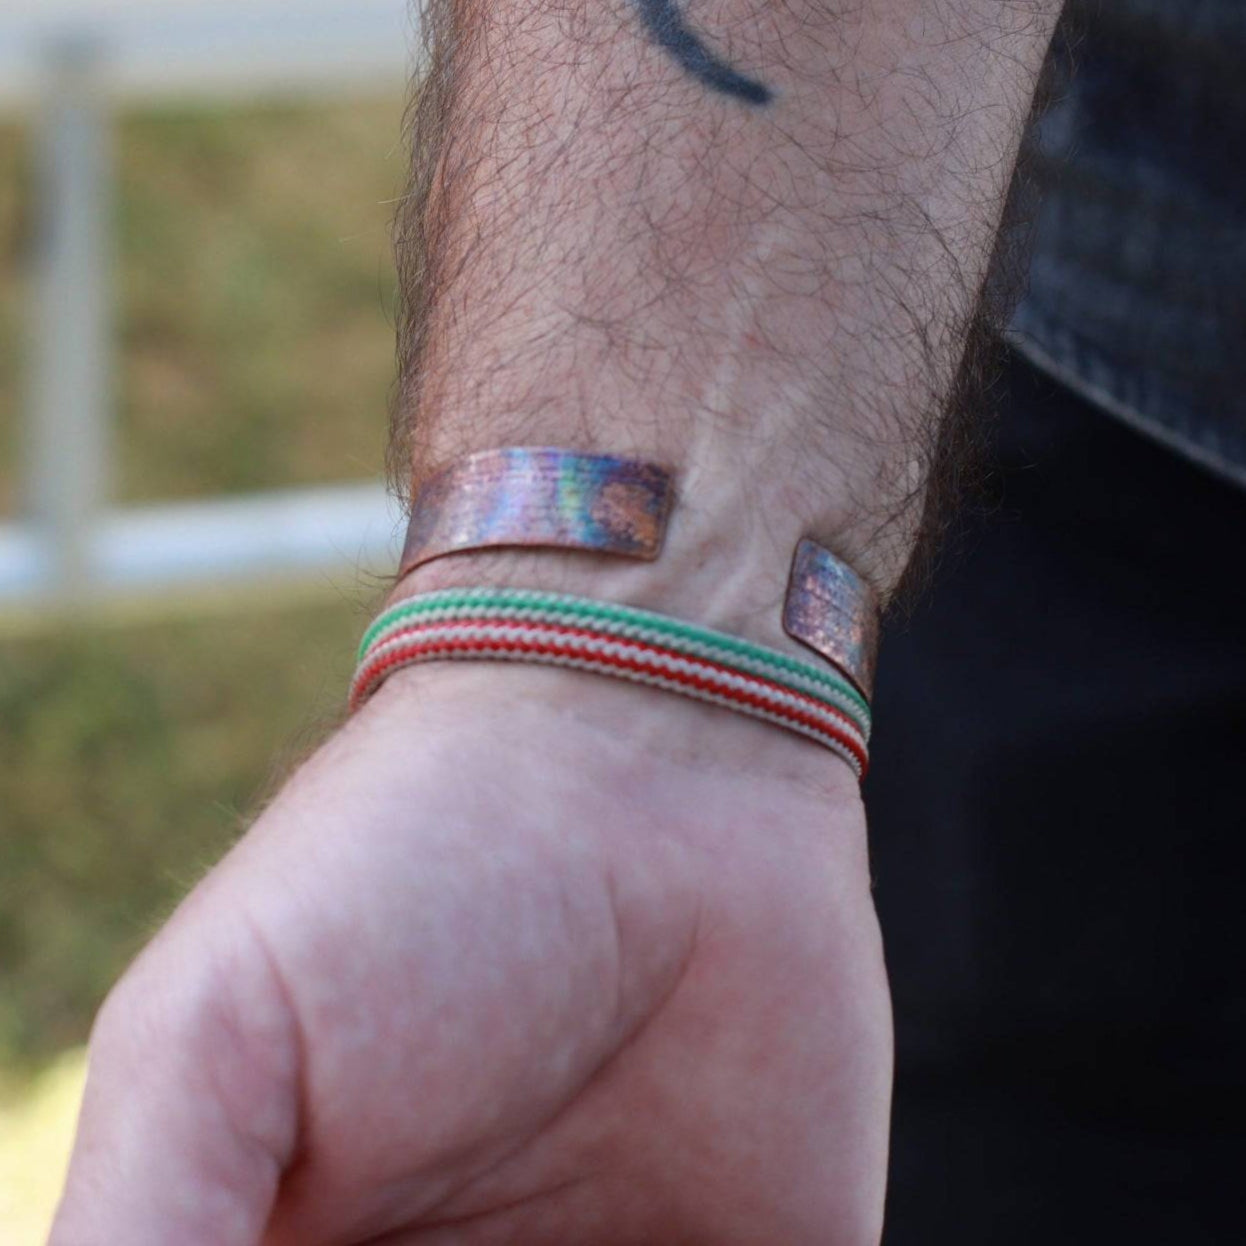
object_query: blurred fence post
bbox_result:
[0,4,415,608]
[26,34,112,593]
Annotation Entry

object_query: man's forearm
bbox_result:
[393,0,1063,628]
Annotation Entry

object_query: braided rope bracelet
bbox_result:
[351,589,873,778]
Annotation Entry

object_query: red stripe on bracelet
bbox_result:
[352,633,869,774]
[359,616,867,737]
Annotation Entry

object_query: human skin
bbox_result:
[48,2,1063,1242]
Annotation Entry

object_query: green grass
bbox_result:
[1,93,405,512]
[113,98,403,501]
[0,91,407,1076]
[0,593,369,1069]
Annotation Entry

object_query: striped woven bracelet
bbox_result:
[350,588,873,778]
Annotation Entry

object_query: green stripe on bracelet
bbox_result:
[361,588,872,719]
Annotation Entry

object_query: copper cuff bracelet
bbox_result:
[782,537,880,698]
[398,447,675,579]
[396,447,880,699]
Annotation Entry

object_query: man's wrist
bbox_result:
[384,428,900,675]
[384,511,864,669]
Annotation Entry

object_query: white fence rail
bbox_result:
[1,1,418,605]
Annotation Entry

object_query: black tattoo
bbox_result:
[633,0,772,105]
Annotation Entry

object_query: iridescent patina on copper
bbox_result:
[399,448,674,578]
[782,537,880,699]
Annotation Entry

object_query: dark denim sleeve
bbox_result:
[1008,0,1246,488]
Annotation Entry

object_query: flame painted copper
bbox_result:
[399,448,675,578]
[782,537,880,699]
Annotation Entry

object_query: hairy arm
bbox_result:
[49,4,1063,1245]
[395,0,1062,610]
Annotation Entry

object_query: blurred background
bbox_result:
[0,2,417,1236]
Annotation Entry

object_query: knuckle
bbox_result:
[88,962,171,1062]
[88,927,224,1067]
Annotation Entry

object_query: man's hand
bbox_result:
[49,663,891,1244]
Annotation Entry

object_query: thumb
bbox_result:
[48,909,301,1246]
